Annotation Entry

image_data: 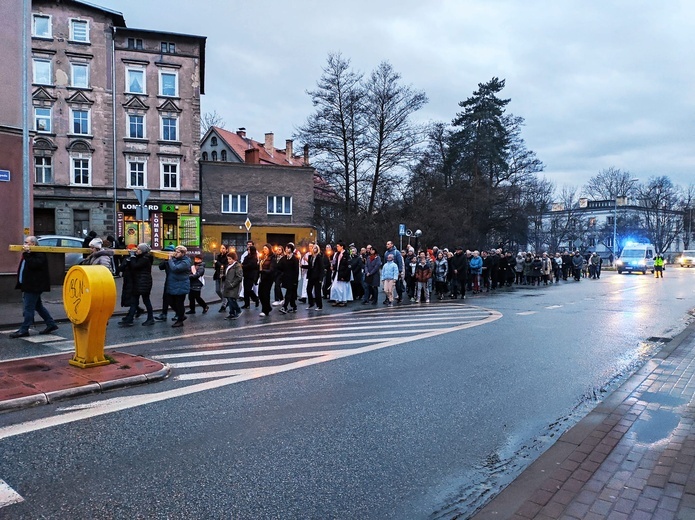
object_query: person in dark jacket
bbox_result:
[166,246,192,327]
[119,243,155,326]
[306,244,325,311]
[449,246,468,299]
[258,244,275,317]
[330,241,352,306]
[277,242,299,314]
[271,245,284,305]
[363,245,382,304]
[186,255,209,314]
[81,230,97,258]
[10,236,58,338]
[213,244,228,312]
[322,244,333,299]
[241,245,260,309]
[348,245,364,302]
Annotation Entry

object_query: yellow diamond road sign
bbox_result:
[244,218,252,231]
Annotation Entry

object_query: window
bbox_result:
[161,42,175,53]
[128,160,146,188]
[159,71,178,96]
[211,151,217,161]
[33,59,51,85]
[126,68,145,94]
[35,107,51,133]
[161,117,178,141]
[221,150,227,161]
[35,157,52,183]
[127,114,145,139]
[211,136,218,146]
[70,19,89,43]
[32,14,51,38]
[161,160,179,189]
[71,63,89,88]
[202,152,208,161]
[267,196,292,215]
[127,38,143,50]
[71,109,90,135]
[72,157,91,185]
[222,194,248,214]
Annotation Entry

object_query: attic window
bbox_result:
[127,38,143,50]
[161,42,176,54]
[211,136,217,146]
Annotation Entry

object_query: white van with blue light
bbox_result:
[616,243,655,274]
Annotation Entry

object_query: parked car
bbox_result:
[37,235,85,271]
[677,250,695,267]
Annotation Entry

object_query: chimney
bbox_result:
[237,127,246,138]
[264,132,274,155]
[285,139,293,162]
[245,147,260,164]
[303,144,309,166]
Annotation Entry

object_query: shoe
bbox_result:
[218,305,226,313]
[9,331,29,338]
[298,298,307,303]
[316,307,323,311]
[171,316,188,322]
[118,321,134,327]
[172,320,184,328]
[338,302,347,307]
[255,301,260,308]
[185,310,196,315]
[396,297,402,303]
[259,312,267,317]
[307,305,315,310]
[279,308,288,314]
[289,308,297,313]
[272,300,283,307]
[362,301,370,305]
[230,314,239,320]
[39,325,59,335]
[240,305,250,310]
[154,314,167,321]
[142,319,155,326]
[224,314,236,320]
[203,306,209,314]
[425,299,430,303]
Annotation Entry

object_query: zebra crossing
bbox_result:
[148,304,501,383]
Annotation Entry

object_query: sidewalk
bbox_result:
[0,268,204,412]
[474,315,695,520]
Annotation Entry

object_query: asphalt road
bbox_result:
[0,268,693,519]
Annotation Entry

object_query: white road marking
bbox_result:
[0,308,501,440]
[517,311,537,315]
[0,479,24,508]
[544,305,563,309]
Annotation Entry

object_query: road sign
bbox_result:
[136,206,150,221]
[133,189,150,206]
[0,170,10,182]
[245,218,252,231]
[399,224,406,236]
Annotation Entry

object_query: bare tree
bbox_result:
[682,184,695,249]
[201,110,226,135]
[363,61,428,215]
[543,185,586,252]
[636,176,684,253]
[585,167,639,200]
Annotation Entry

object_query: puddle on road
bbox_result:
[629,408,681,444]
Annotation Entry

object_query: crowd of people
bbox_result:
[9,231,612,338]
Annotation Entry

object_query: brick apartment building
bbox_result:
[30,0,205,250]
[200,127,336,253]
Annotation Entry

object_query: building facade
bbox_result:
[200,127,318,253]
[30,0,205,251]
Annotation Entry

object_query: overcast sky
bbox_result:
[98,0,695,192]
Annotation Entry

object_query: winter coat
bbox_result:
[449,252,468,281]
[382,260,399,281]
[541,257,552,275]
[332,251,351,282]
[348,254,363,282]
[364,254,382,287]
[128,253,154,295]
[277,254,299,288]
[383,246,404,274]
[222,262,243,299]
[571,254,584,269]
[307,253,325,282]
[434,258,448,283]
[515,255,525,273]
[242,253,259,285]
[415,262,432,282]
[259,255,274,284]
[189,260,205,291]
[468,255,483,275]
[213,253,228,281]
[15,252,51,293]
[81,249,115,272]
[165,255,192,295]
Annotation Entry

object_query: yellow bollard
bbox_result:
[63,265,117,368]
